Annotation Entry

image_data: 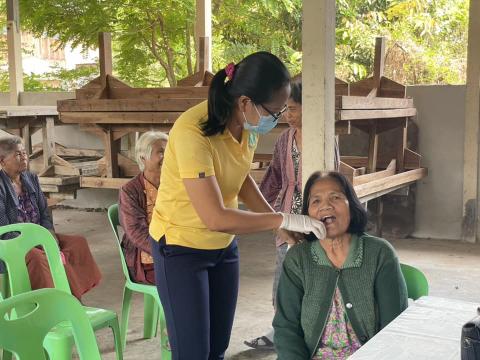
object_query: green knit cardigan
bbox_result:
[273,233,408,359]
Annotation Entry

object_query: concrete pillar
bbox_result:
[301,0,336,187]
[462,0,480,243]
[6,0,24,105]
[195,0,212,72]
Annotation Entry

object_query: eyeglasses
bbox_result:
[260,103,288,121]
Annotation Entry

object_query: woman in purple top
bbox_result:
[0,135,101,300]
[244,77,340,350]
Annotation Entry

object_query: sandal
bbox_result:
[243,336,275,350]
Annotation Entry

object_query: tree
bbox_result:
[0,0,469,89]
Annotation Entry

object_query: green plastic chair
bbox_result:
[0,223,123,360]
[400,263,429,300]
[0,288,101,360]
[107,204,170,358]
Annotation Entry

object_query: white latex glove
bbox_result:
[279,213,326,240]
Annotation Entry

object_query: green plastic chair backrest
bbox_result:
[107,204,134,285]
[0,223,71,297]
[400,263,429,300]
[0,288,101,360]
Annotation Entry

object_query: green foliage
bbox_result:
[0,0,470,90]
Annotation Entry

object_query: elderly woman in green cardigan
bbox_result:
[273,171,408,359]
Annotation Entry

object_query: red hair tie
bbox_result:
[225,62,235,81]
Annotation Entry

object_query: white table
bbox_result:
[349,296,479,360]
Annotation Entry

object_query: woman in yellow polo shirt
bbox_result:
[149,51,326,360]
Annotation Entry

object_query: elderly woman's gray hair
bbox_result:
[0,135,23,160]
[135,131,168,171]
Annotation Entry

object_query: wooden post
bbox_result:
[98,32,113,88]
[198,36,210,74]
[463,0,480,243]
[21,124,31,155]
[367,122,378,173]
[373,37,386,88]
[42,117,55,169]
[195,0,212,71]
[6,0,24,105]
[103,127,120,178]
[302,0,336,186]
[397,124,408,173]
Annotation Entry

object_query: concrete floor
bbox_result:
[53,208,480,360]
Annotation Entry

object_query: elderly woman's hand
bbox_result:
[276,228,303,246]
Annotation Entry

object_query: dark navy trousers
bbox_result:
[150,236,239,360]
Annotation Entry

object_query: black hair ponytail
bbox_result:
[203,52,290,136]
[203,68,236,136]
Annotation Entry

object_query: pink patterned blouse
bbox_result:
[312,287,362,359]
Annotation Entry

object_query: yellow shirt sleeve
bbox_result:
[172,124,215,179]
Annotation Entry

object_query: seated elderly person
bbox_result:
[119,131,168,284]
[273,171,408,360]
[0,135,101,300]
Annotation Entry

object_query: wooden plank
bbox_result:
[41,184,79,193]
[353,160,396,186]
[339,161,355,184]
[349,77,375,96]
[336,108,416,121]
[341,156,368,168]
[250,169,266,184]
[80,176,130,189]
[47,192,77,200]
[75,86,107,100]
[59,111,183,124]
[42,116,55,169]
[79,75,103,90]
[354,168,427,199]
[177,71,205,87]
[379,76,406,98]
[202,71,214,86]
[0,106,58,117]
[404,148,421,169]
[39,176,80,186]
[118,153,139,177]
[107,75,130,89]
[336,96,413,110]
[108,86,209,99]
[57,98,205,112]
[53,165,80,176]
[335,121,351,135]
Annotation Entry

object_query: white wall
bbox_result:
[407,85,465,241]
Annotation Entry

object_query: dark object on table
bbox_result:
[461,314,480,360]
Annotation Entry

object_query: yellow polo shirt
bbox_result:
[149,101,257,249]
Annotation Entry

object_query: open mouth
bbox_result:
[320,215,336,225]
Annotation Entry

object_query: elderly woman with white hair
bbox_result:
[119,131,168,284]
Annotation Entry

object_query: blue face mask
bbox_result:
[242,104,278,135]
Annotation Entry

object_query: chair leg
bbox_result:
[110,317,124,360]
[158,306,171,360]
[120,286,133,351]
[44,338,74,360]
[143,294,159,339]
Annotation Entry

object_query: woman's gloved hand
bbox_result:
[279,213,326,240]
